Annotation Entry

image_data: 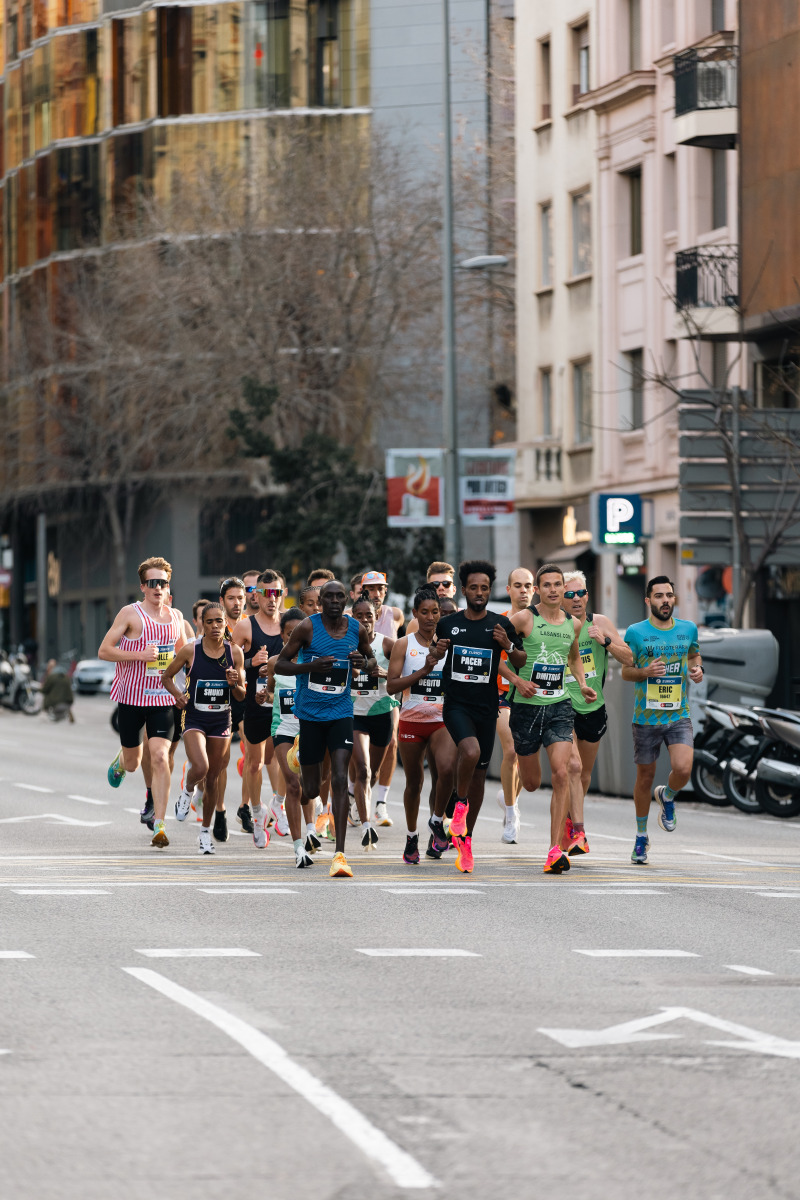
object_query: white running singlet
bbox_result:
[110,603,183,706]
[400,633,443,723]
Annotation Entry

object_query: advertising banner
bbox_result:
[385,449,444,528]
[459,449,516,526]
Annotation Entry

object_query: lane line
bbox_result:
[574,949,699,958]
[135,948,260,958]
[755,892,800,898]
[13,889,110,895]
[0,951,34,958]
[12,783,53,793]
[0,815,111,827]
[684,850,778,867]
[356,949,479,958]
[124,967,437,1190]
[383,888,485,895]
[575,889,666,895]
[199,888,298,895]
[725,965,774,976]
[67,795,109,806]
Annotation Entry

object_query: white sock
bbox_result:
[202,824,211,831]
[252,803,263,815]
[306,822,316,835]
[273,794,285,809]
[361,821,371,835]
[376,784,390,805]
[407,829,418,838]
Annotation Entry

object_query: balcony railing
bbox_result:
[534,444,562,482]
[675,244,738,311]
[674,44,737,117]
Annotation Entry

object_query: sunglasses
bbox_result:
[563,589,588,599]
[434,580,455,589]
[144,579,170,589]
[257,587,282,598]
[221,577,245,590]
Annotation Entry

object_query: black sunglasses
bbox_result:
[245,585,258,593]
[563,589,588,599]
[144,579,170,589]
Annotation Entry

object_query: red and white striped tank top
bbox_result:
[110,603,183,706]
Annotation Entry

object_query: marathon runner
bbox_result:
[430,560,525,874]
[496,567,535,844]
[276,580,375,878]
[387,585,454,865]
[308,568,335,590]
[207,575,248,842]
[99,557,186,847]
[232,569,288,847]
[622,576,703,864]
[504,564,596,875]
[192,599,209,638]
[350,595,399,851]
[161,603,245,853]
[298,586,321,616]
[562,571,633,855]
[242,569,262,616]
[140,587,188,831]
[405,561,457,635]
[358,570,403,826]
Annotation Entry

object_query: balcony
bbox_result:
[535,443,562,483]
[675,244,739,339]
[674,44,738,149]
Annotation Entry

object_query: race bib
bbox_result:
[144,644,174,694]
[566,647,596,681]
[531,662,565,698]
[308,656,350,695]
[410,669,443,701]
[351,669,379,698]
[195,679,230,711]
[255,676,270,697]
[278,688,295,715]
[646,676,683,710]
[451,645,491,684]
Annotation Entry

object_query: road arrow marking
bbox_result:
[539,1006,800,1058]
[0,814,110,827]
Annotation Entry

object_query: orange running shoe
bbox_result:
[329,852,353,878]
[568,830,590,856]
[543,845,571,874]
[236,754,245,778]
[450,800,469,838]
[454,834,474,874]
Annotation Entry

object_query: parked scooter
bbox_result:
[0,647,41,714]
[692,700,759,809]
[750,708,800,819]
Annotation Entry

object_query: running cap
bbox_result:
[361,570,387,586]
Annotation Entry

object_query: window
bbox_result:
[541,368,553,436]
[252,1,290,109]
[620,349,644,430]
[573,360,593,445]
[711,343,728,392]
[711,148,727,229]
[158,7,193,117]
[539,38,551,120]
[540,202,553,286]
[628,0,641,71]
[626,167,642,256]
[571,189,591,276]
[571,22,590,104]
[55,143,100,251]
[711,0,726,32]
[309,0,340,107]
[663,153,676,234]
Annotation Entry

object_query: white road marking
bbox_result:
[124,967,437,1189]
[574,949,699,958]
[12,783,53,793]
[356,949,479,957]
[588,833,632,842]
[540,1006,800,1059]
[576,889,666,895]
[68,795,109,806]
[199,888,298,895]
[725,965,774,976]
[383,888,485,895]
[756,892,800,898]
[135,948,260,958]
[0,814,110,827]
[685,849,777,867]
[0,951,34,958]
[13,889,110,895]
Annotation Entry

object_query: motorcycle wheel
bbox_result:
[756,778,800,819]
[722,763,763,814]
[18,685,42,715]
[690,758,730,806]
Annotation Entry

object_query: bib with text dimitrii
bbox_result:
[531,662,565,698]
[451,645,492,683]
[646,676,683,710]
[278,688,295,715]
[194,679,230,711]
[308,656,350,695]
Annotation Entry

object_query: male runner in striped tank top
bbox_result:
[99,556,186,847]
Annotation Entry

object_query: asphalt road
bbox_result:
[1,695,800,1200]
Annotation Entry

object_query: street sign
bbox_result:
[591,492,652,552]
[459,449,516,526]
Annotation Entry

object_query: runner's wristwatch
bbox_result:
[603,635,612,647]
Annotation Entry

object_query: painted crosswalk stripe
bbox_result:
[383,888,485,895]
[135,948,260,958]
[725,965,774,976]
[356,949,479,958]
[574,949,699,958]
[68,795,109,806]
[12,783,53,793]
[13,889,110,895]
[0,951,34,958]
[199,889,298,895]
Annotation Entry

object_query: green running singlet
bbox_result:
[566,614,607,714]
[513,613,576,708]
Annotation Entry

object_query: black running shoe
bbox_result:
[237,803,254,834]
[427,816,449,854]
[140,793,155,831]
[213,809,229,842]
[425,833,443,860]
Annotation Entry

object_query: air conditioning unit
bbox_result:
[696,60,733,109]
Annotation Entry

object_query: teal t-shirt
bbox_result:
[624,617,700,726]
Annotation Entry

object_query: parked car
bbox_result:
[73,658,116,695]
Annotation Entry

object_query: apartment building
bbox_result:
[515,0,743,626]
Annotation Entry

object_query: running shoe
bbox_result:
[449,800,469,838]
[454,834,474,874]
[140,793,155,830]
[107,751,126,788]
[427,816,450,855]
[501,803,520,845]
[403,834,420,865]
[567,830,590,856]
[295,846,314,869]
[329,852,353,878]
[631,834,650,864]
[252,808,269,849]
[654,786,677,832]
[198,828,215,855]
[191,794,203,823]
[237,804,254,834]
[347,795,359,826]
[305,828,321,854]
[236,754,244,778]
[495,785,506,813]
[151,820,169,848]
[374,801,393,827]
[425,833,443,860]
[175,785,195,822]
[543,845,571,874]
[361,826,379,851]
[269,799,290,837]
[323,811,336,841]
[213,809,228,842]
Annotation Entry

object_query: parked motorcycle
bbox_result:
[0,647,42,714]
[750,708,800,819]
[691,700,758,808]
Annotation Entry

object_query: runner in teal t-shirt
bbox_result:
[622,577,703,866]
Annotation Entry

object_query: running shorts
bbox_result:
[231,695,246,732]
[509,697,574,757]
[398,719,445,744]
[182,709,232,739]
[353,711,393,747]
[632,717,693,765]
[117,703,176,749]
[442,702,496,771]
[298,717,354,766]
[573,704,607,744]
[243,702,272,745]
[273,733,296,749]
[170,705,182,743]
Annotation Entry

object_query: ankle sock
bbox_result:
[663,784,677,802]
[636,816,648,835]
[572,821,585,834]
[293,838,303,854]
[376,784,390,805]
[407,829,418,839]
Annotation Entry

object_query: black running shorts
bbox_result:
[573,704,607,744]
[353,711,394,747]
[243,703,272,745]
[298,717,354,766]
[231,695,246,733]
[442,702,496,771]
[117,703,176,749]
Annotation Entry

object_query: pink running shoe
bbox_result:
[543,845,571,875]
[454,835,474,874]
[450,800,469,838]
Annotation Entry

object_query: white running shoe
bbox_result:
[347,797,359,827]
[198,828,215,855]
[313,797,323,818]
[175,785,195,822]
[501,803,521,844]
[270,799,290,837]
[374,801,393,827]
[496,786,506,813]
[305,828,321,854]
[295,845,314,868]
[361,825,379,851]
[252,808,269,849]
